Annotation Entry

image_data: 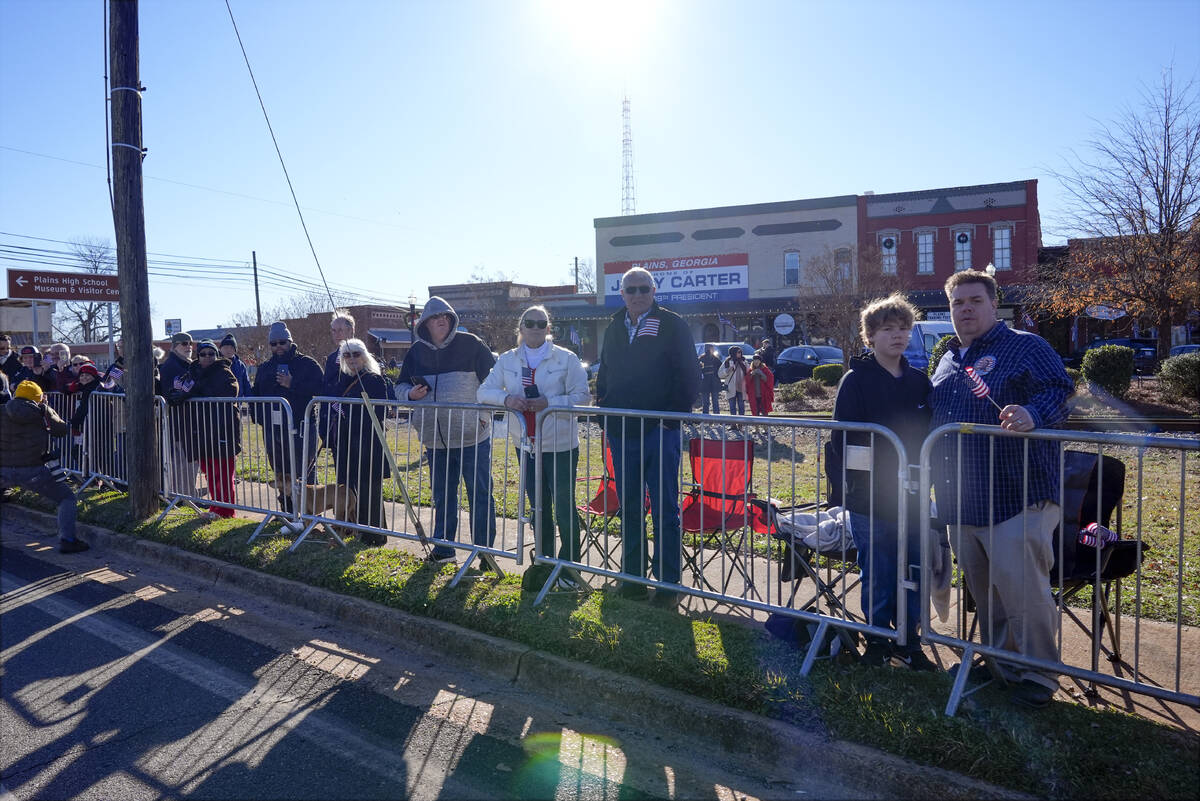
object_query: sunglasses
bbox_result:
[622,284,653,295]
[342,352,364,359]
[269,340,289,346]
[522,319,548,329]
[198,349,217,357]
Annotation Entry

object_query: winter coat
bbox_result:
[719,356,749,399]
[747,364,775,415]
[828,353,931,529]
[330,369,392,486]
[698,352,723,394]
[12,366,56,394]
[228,355,251,398]
[67,381,102,435]
[477,343,591,451]
[395,297,496,449]
[0,397,68,467]
[251,344,324,431]
[0,352,21,383]
[174,357,241,462]
[595,302,698,426]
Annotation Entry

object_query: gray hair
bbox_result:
[338,338,380,376]
[50,342,72,360]
[620,267,655,289]
[514,304,552,347]
[331,311,356,330]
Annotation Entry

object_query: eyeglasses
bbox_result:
[342,352,364,359]
[269,340,289,346]
[522,319,548,329]
[622,284,653,295]
[198,350,216,358]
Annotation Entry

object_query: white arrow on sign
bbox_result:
[15,276,27,287]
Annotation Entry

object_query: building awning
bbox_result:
[367,328,412,344]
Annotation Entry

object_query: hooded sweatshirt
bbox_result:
[395,296,496,449]
[1,397,69,467]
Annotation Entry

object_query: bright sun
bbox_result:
[535,0,661,71]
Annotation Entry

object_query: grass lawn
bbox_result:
[10,487,1197,800]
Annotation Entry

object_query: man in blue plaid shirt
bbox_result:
[929,270,1073,709]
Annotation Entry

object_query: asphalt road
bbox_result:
[0,523,838,800]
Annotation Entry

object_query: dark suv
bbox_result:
[1063,338,1159,374]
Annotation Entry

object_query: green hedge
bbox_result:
[1082,345,1134,398]
[1158,352,1200,402]
[927,334,955,376]
[812,364,844,386]
[1065,367,1083,386]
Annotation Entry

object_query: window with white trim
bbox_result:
[834,247,852,282]
[878,233,897,274]
[916,230,935,274]
[784,251,800,285]
[954,228,972,271]
[992,225,1012,270]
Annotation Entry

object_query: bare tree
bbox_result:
[226,290,354,364]
[566,258,596,294]
[1038,68,1200,357]
[793,245,900,364]
[55,237,121,343]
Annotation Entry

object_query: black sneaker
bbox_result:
[425,551,457,565]
[1009,679,1056,709]
[948,661,993,684]
[616,582,649,601]
[59,539,90,554]
[860,640,892,667]
[894,647,939,672]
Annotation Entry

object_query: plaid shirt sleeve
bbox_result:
[930,324,1072,526]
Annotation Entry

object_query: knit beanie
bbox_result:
[14,380,43,403]
[77,363,101,379]
[268,321,292,342]
[220,333,237,348]
[196,340,218,355]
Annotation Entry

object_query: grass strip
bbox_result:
[11,488,1198,799]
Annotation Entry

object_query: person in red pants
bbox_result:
[169,340,241,520]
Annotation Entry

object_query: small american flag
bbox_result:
[569,325,581,346]
[964,366,991,399]
[636,317,660,337]
[717,312,739,335]
[108,365,124,380]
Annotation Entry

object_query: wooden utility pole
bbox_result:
[110,0,158,518]
[252,250,262,327]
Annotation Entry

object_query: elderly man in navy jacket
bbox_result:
[596,267,698,605]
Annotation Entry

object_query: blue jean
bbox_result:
[427,440,496,558]
[702,390,722,415]
[728,393,745,415]
[1,465,78,543]
[266,423,317,511]
[607,421,682,585]
[848,511,920,646]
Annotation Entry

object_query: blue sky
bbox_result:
[2,0,1198,335]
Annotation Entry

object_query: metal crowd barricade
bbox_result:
[155,396,300,533]
[919,423,1200,716]
[41,391,85,480]
[292,396,526,583]
[80,390,166,491]
[531,406,913,674]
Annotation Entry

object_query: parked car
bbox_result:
[774,345,844,383]
[903,321,956,372]
[1168,344,1199,358]
[1063,338,1159,374]
[694,342,757,362]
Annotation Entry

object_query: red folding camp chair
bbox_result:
[575,433,647,571]
[679,438,775,598]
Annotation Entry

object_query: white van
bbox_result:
[904,321,955,371]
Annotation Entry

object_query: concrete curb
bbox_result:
[4,504,1029,800]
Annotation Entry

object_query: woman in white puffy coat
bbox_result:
[478,305,591,577]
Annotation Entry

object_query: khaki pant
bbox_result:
[951,501,1060,690]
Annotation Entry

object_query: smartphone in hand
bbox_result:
[277,364,290,378]
[523,385,540,399]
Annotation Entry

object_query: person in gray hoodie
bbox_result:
[395,297,497,563]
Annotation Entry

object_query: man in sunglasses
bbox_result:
[596,267,698,604]
[158,332,200,495]
[251,321,324,517]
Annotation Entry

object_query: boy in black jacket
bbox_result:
[829,293,935,670]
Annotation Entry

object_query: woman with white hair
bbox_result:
[330,338,391,545]
[478,305,590,589]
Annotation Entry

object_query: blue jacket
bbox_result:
[228,355,251,398]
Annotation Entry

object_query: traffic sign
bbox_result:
[6,268,120,302]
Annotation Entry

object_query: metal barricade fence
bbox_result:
[532,406,912,673]
[291,397,527,581]
[41,391,85,479]
[919,423,1200,715]
[156,396,300,535]
[80,390,166,491]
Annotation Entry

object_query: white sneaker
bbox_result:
[279,520,307,535]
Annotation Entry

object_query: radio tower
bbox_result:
[621,96,636,215]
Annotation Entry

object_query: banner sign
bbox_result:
[603,253,749,307]
[164,318,182,337]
